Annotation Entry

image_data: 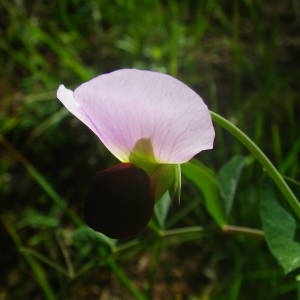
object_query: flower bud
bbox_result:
[84,163,154,239]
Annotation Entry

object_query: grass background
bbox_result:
[0,0,300,299]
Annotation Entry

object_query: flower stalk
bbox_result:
[210,111,300,219]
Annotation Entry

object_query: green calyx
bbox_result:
[129,138,181,202]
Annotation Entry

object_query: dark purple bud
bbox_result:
[84,163,154,239]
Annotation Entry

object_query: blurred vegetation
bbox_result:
[0,0,300,299]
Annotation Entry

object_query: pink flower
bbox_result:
[57,69,214,238]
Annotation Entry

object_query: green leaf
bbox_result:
[211,111,300,220]
[260,183,300,274]
[151,164,178,201]
[217,155,248,216]
[170,164,181,203]
[154,191,172,228]
[181,160,226,226]
[20,209,59,228]
[71,226,116,248]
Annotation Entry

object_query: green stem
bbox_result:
[161,226,203,237]
[105,255,146,300]
[113,239,140,253]
[148,241,161,299]
[56,232,75,278]
[210,111,300,219]
[3,220,56,300]
[283,175,300,188]
[222,224,264,237]
[19,247,71,277]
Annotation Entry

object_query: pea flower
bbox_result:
[57,69,214,239]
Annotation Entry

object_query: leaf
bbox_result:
[217,155,248,216]
[170,164,181,203]
[20,209,59,228]
[151,164,178,201]
[154,191,172,228]
[181,160,226,226]
[71,226,116,248]
[260,183,300,274]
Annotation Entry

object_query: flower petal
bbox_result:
[58,69,215,163]
[57,85,99,138]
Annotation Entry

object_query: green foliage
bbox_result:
[217,155,248,217]
[71,226,116,249]
[154,191,172,229]
[182,160,226,226]
[260,183,300,275]
[1,0,300,299]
